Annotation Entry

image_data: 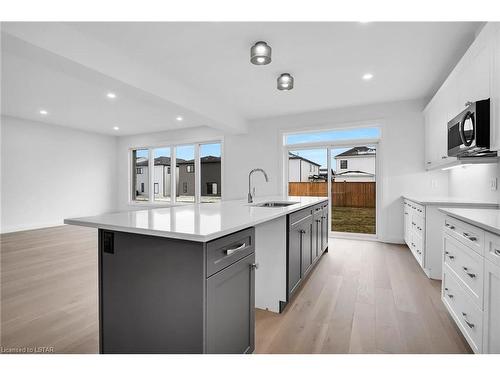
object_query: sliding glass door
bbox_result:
[287,148,328,198]
[329,144,376,235]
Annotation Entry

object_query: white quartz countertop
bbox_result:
[439,207,500,236]
[402,195,498,207]
[64,196,328,242]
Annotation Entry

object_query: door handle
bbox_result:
[444,287,454,299]
[445,251,455,260]
[461,312,475,329]
[299,229,306,234]
[462,266,476,278]
[463,232,477,241]
[225,243,246,255]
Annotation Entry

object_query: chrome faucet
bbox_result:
[248,168,269,203]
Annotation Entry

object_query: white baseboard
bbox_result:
[1,221,65,234]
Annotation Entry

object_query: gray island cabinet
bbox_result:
[65,196,329,354]
[99,227,255,354]
[287,201,329,300]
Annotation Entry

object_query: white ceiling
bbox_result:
[1,33,213,135]
[1,22,483,135]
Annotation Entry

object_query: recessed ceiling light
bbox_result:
[106,92,117,99]
[362,73,374,80]
[113,126,120,131]
[176,116,183,121]
[250,41,272,65]
[39,109,48,115]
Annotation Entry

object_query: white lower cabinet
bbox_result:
[442,215,500,353]
[483,259,500,353]
[403,199,425,269]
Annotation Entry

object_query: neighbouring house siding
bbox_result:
[177,162,195,196]
[135,164,149,197]
[335,155,376,182]
[200,162,222,197]
[288,157,320,182]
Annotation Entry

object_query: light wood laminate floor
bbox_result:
[1,226,471,354]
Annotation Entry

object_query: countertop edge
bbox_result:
[438,208,500,236]
[65,197,328,242]
[402,195,499,207]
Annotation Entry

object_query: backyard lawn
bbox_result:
[331,207,376,234]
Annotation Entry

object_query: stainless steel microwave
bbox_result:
[447,99,491,157]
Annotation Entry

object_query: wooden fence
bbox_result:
[288,182,376,208]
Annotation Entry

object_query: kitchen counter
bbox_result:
[438,207,500,236]
[402,195,498,207]
[64,196,328,242]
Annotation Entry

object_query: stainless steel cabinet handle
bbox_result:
[462,267,476,278]
[445,223,455,230]
[404,212,408,215]
[462,312,475,328]
[441,155,447,159]
[494,249,500,256]
[250,263,259,270]
[299,229,306,234]
[315,219,321,223]
[225,243,246,255]
[444,288,454,299]
[445,251,455,260]
[463,232,477,241]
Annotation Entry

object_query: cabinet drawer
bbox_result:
[442,266,483,353]
[408,232,423,265]
[443,234,484,308]
[485,232,500,267]
[206,228,255,277]
[412,215,425,237]
[444,216,485,256]
[289,207,312,226]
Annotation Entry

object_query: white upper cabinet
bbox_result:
[490,23,500,151]
[424,22,499,170]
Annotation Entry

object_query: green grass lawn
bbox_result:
[331,207,376,234]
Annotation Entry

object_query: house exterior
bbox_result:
[334,146,376,182]
[177,156,222,197]
[288,152,321,182]
[134,156,221,200]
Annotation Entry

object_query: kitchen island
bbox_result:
[65,196,329,354]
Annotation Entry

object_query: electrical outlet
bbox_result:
[490,178,498,191]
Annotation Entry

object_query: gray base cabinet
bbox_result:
[206,253,255,354]
[99,227,255,354]
[287,201,329,302]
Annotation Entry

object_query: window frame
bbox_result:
[340,160,348,169]
[128,138,224,206]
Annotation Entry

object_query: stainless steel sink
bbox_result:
[254,201,298,207]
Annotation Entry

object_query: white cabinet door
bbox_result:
[424,89,456,169]
[491,23,500,151]
[455,28,492,110]
[483,259,500,353]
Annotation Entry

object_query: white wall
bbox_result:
[117,99,448,243]
[1,115,118,232]
[447,163,500,202]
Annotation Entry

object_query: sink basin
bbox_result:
[254,201,298,207]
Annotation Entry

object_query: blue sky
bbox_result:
[286,127,380,146]
[136,143,221,161]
